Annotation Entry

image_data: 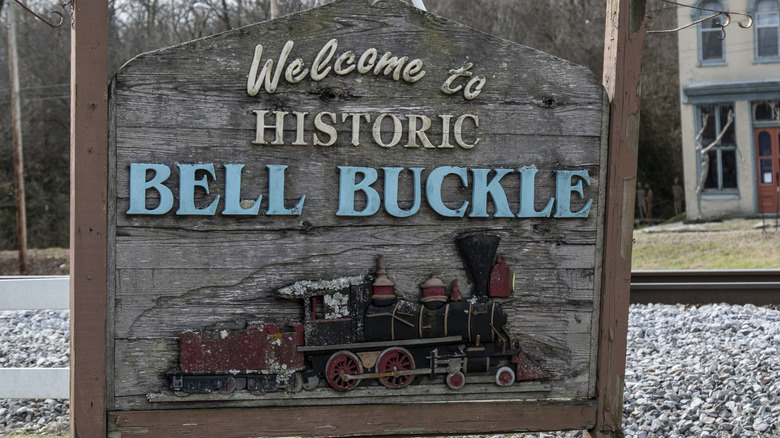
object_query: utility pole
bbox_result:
[7,0,29,275]
[269,0,278,19]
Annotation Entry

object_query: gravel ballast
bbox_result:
[1,304,778,437]
[0,310,70,435]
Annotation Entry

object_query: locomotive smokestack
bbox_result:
[455,231,500,302]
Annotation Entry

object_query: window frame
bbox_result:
[750,0,780,63]
[693,0,728,66]
[753,100,780,126]
[696,103,739,194]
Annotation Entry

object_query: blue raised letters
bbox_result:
[266,164,305,215]
[176,164,220,215]
[554,170,592,218]
[517,168,555,218]
[125,163,592,220]
[127,163,174,215]
[469,168,513,217]
[222,164,262,215]
[426,166,469,217]
[336,166,381,216]
[382,167,423,217]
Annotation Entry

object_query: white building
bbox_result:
[678,0,780,219]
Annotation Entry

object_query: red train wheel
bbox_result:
[217,376,236,394]
[377,347,416,388]
[325,351,363,392]
[446,371,465,390]
[495,366,516,387]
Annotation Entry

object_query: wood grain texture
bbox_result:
[108,401,597,437]
[70,1,109,436]
[108,0,608,429]
[592,0,646,434]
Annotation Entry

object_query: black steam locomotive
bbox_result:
[170,231,547,395]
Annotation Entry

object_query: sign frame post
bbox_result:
[70,0,109,437]
[588,0,646,436]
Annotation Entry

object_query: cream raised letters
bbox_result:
[247,38,426,96]
[252,110,479,149]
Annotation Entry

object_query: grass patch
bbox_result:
[632,219,780,270]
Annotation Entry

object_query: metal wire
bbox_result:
[647,0,753,36]
[11,0,64,28]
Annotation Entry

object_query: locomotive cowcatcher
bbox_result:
[169,231,548,395]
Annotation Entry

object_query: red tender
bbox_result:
[179,322,304,373]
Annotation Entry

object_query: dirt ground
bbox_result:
[0,248,70,276]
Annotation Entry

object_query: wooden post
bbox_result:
[588,0,646,436]
[7,1,28,275]
[70,0,109,436]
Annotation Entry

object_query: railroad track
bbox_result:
[631,270,780,305]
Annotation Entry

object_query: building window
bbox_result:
[755,0,780,59]
[697,1,727,64]
[754,100,780,122]
[697,104,737,191]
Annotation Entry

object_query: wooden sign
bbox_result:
[105,0,617,435]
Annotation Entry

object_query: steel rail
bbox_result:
[631,270,780,305]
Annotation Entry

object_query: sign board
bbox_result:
[107,0,610,434]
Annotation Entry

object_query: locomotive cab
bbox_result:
[276,275,373,347]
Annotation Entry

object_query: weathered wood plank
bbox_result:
[112,266,597,335]
[113,130,602,166]
[114,263,598,337]
[142,380,555,406]
[114,101,604,137]
[114,231,597,269]
[114,203,603,233]
[108,401,597,437]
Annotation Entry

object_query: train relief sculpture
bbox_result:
[168,231,549,396]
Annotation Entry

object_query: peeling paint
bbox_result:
[277,276,366,299]
[324,292,350,319]
[314,424,336,429]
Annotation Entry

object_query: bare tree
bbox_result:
[0,0,71,255]
[694,110,735,219]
